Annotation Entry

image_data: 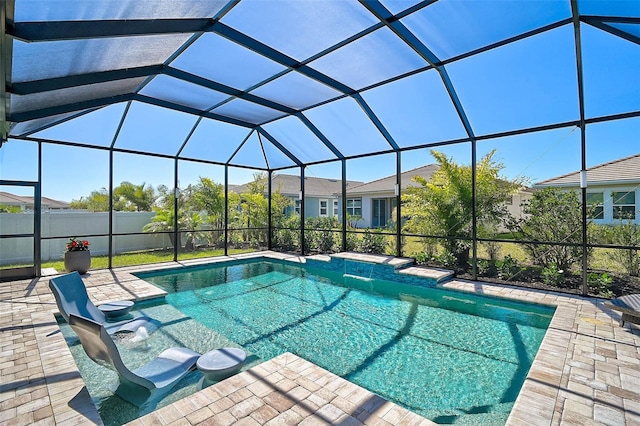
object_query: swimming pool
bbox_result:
[135,259,554,425]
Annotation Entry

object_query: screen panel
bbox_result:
[446,25,579,137]
[171,33,286,91]
[114,102,198,155]
[221,0,379,61]
[32,104,127,147]
[362,70,468,148]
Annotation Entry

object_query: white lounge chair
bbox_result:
[49,271,157,334]
[68,314,200,407]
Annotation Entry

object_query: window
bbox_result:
[586,192,604,220]
[294,199,301,215]
[346,198,362,217]
[333,199,338,216]
[505,195,513,205]
[319,199,328,217]
[613,191,636,220]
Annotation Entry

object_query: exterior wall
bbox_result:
[535,184,640,225]
[505,191,533,220]
[285,196,339,219]
[360,195,373,228]
[305,198,319,218]
[498,190,535,232]
[1,211,163,265]
[342,192,396,228]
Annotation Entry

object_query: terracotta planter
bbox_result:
[64,250,91,275]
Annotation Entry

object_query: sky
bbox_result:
[1,1,639,202]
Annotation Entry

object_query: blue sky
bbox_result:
[1,7,639,202]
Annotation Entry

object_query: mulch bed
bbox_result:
[424,262,640,298]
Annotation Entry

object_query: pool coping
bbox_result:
[1,250,639,425]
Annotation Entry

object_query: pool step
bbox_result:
[397,265,455,284]
[304,252,455,286]
[330,252,415,269]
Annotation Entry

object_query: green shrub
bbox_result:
[541,264,565,286]
[420,237,438,259]
[508,187,584,271]
[587,272,613,298]
[477,259,496,277]
[302,229,315,254]
[497,255,521,280]
[345,232,358,251]
[359,228,387,254]
[413,251,430,265]
[435,251,457,268]
[607,220,640,276]
[317,229,336,253]
[275,228,296,251]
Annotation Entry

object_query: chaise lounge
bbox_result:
[49,271,157,334]
[605,294,640,327]
[68,314,201,407]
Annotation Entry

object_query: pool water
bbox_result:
[138,260,554,425]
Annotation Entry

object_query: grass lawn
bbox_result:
[38,247,255,273]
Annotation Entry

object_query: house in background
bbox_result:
[342,165,439,228]
[534,153,640,224]
[504,187,535,226]
[0,192,70,211]
[233,174,364,220]
[342,164,534,229]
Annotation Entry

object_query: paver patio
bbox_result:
[1,251,639,425]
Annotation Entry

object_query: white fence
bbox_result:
[0,211,169,265]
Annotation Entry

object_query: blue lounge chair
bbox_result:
[49,271,156,334]
[68,314,200,407]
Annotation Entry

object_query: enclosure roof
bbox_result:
[2,0,639,170]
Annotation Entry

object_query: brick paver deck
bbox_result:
[1,251,639,425]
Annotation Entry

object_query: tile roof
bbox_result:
[346,164,439,195]
[0,191,24,203]
[0,192,70,208]
[535,154,640,187]
[233,174,364,197]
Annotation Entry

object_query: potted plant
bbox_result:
[64,237,91,274]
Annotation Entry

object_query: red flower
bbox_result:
[66,237,90,252]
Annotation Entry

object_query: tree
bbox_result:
[70,182,156,212]
[112,181,155,211]
[189,177,235,247]
[0,204,21,213]
[142,197,206,251]
[70,188,110,211]
[247,172,268,194]
[508,187,585,271]
[402,149,523,264]
[231,173,292,247]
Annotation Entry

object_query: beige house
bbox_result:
[0,191,70,211]
[535,154,640,224]
[504,187,535,223]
